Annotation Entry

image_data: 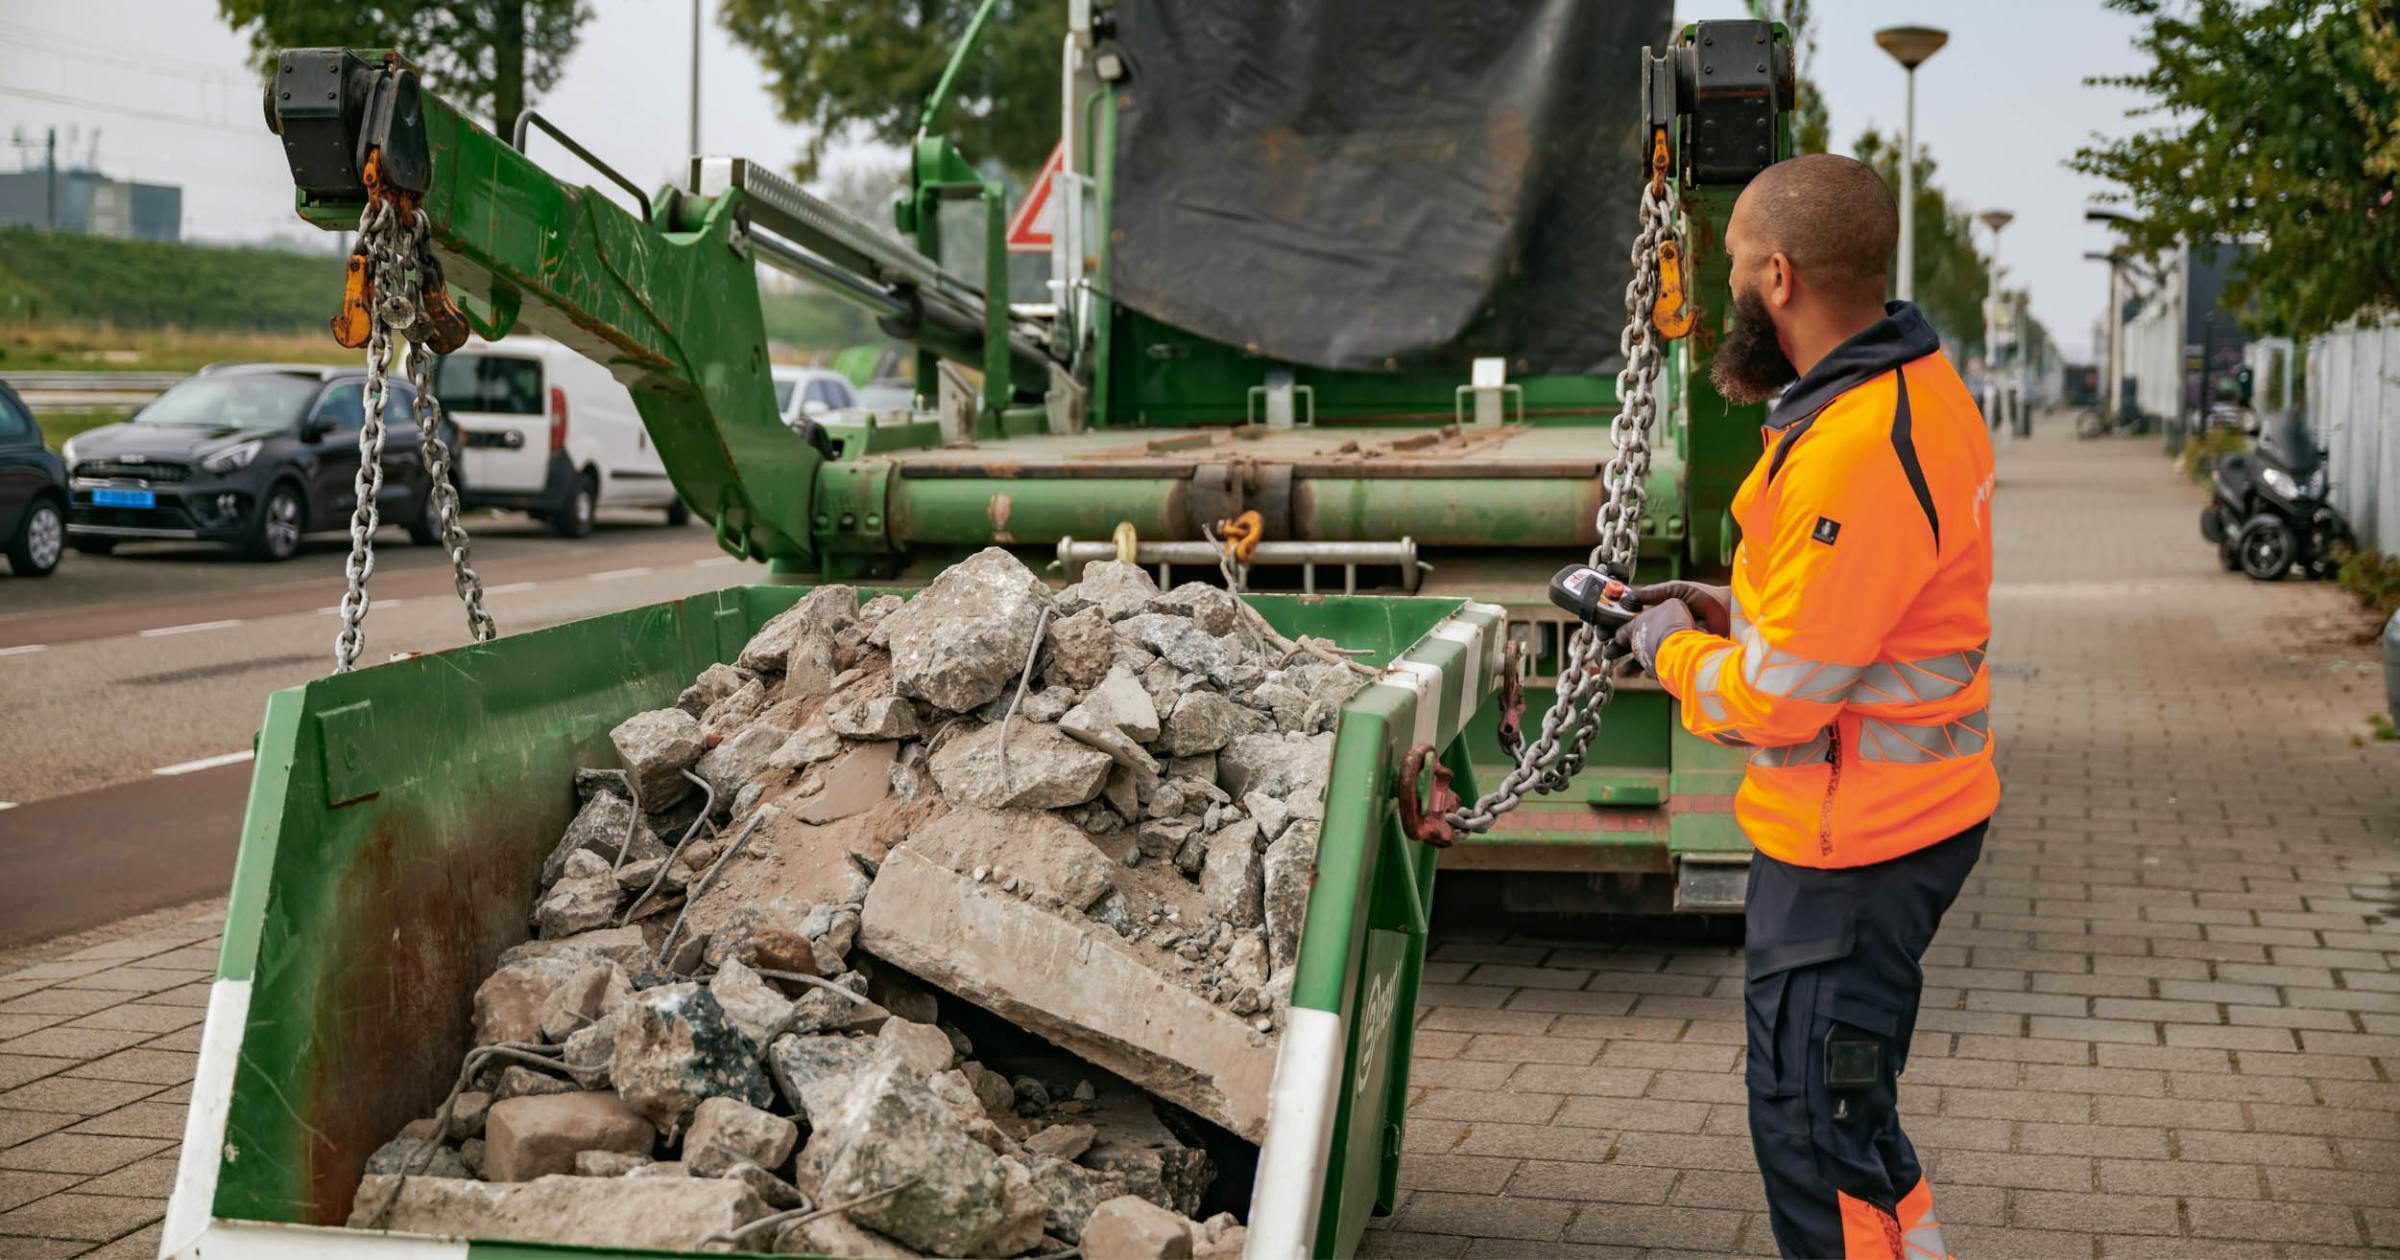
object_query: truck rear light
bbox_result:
[548,385,568,452]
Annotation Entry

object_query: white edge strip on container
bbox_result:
[1384,660,1442,752]
[163,978,250,1258]
[179,1222,467,1259]
[1245,1005,1347,1259]
[1426,620,1487,723]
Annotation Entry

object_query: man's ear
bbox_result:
[1766,252,1796,309]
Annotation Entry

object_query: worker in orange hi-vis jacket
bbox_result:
[1612,154,1997,1260]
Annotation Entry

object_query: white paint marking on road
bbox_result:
[482,581,538,595]
[590,567,653,582]
[139,619,243,638]
[0,644,46,657]
[153,750,254,777]
[693,556,740,568]
[0,801,16,811]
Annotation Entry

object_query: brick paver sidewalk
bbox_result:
[1,418,2393,1258]
[1364,418,2400,1258]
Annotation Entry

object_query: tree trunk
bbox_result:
[493,0,526,136]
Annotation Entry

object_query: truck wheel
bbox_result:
[406,484,445,546]
[2237,514,2295,581]
[245,482,306,562]
[551,471,597,539]
[665,499,690,527]
[7,496,64,577]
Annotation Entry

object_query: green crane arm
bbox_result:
[268,50,817,565]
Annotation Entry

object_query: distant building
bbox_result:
[2121,241,2253,440]
[0,167,182,242]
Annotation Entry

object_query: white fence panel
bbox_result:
[2307,324,2400,552]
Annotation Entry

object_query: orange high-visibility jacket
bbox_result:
[1655,303,1997,869]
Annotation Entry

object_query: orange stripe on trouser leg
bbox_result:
[1837,1190,1903,1260]
[1896,1177,1951,1260]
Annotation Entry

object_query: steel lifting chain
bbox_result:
[1439,161,1684,836]
[332,165,494,672]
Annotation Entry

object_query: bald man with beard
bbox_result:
[1613,155,1997,1260]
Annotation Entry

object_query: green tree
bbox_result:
[2070,0,2400,339]
[720,0,1060,183]
[1768,0,1832,155]
[1852,128,1991,353]
[219,0,591,135]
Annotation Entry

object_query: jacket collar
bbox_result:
[1764,301,1942,430]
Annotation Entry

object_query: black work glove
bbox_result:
[1611,598,1694,676]
[1629,581,1733,637]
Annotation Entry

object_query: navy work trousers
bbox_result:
[1745,821,1985,1260]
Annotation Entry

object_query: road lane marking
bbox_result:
[0,802,15,811]
[694,556,740,568]
[139,620,243,638]
[0,644,46,657]
[590,567,653,581]
[153,750,254,777]
[483,581,538,595]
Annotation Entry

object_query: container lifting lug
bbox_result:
[1495,639,1527,758]
[330,149,469,354]
[1652,239,1693,341]
[1398,744,1461,848]
[1218,509,1264,565]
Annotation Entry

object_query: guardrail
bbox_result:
[1,371,189,392]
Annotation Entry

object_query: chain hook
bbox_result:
[1397,745,1461,848]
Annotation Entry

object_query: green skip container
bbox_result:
[161,584,1506,1259]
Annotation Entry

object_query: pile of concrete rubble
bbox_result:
[349,548,1366,1257]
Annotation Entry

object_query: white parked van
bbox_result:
[771,365,858,430]
[429,336,686,537]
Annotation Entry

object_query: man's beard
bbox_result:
[1711,287,1798,404]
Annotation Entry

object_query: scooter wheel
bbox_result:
[2237,514,2296,581]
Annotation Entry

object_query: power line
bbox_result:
[0,18,236,79]
[0,85,259,137]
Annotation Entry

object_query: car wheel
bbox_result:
[551,471,597,539]
[70,537,117,556]
[7,498,64,577]
[246,482,306,562]
[406,482,445,546]
[2237,514,2295,582]
[665,498,691,527]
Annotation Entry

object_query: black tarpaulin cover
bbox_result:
[1107,0,1673,376]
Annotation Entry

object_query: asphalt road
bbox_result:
[0,509,748,947]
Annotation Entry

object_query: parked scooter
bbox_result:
[2200,411,2353,581]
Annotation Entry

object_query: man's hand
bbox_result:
[1612,598,1695,675]
[1630,581,1733,636]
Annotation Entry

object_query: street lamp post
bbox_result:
[1978,209,2016,434]
[1875,26,1949,304]
[2085,209,2141,427]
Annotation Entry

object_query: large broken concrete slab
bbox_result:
[860,849,1275,1141]
[350,1172,770,1249]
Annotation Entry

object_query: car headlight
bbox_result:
[2260,465,2300,500]
[201,439,263,475]
[2308,467,2328,497]
[60,436,80,466]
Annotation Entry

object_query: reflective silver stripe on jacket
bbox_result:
[1749,728,1832,768]
[1852,643,1988,705]
[1737,623,1866,702]
[1856,708,1991,764]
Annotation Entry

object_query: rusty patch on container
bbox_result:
[989,492,1014,543]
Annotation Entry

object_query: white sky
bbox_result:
[0,0,2151,360]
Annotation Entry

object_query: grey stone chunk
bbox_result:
[482,1090,657,1182]
[808,1058,1024,1257]
[539,961,631,1045]
[767,721,841,774]
[877,1017,957,1075]
[1069,665,1161,742]
[573,1149,652,1177]
[1039,606,1118,690]
[786,624,841,699]
[1022,685,1076,723]
[575,766,633,802]
[775,1212,925,1258]
[1244,790,1293,842]
[536,851,621,940]
[503,924,652,973]
[1080,1118,1214,1219]
[684,1095,799,1178]
[1081,1195,1195,1259]
[364,1135,467,1179]
[928,720,1113,810]
[1158,692,1247,756]
[710,958,796,1048]
[609,983,774,1136]
[1065,561,1162,621]
[1200,821,1264,927]
[765,1032,876,1124]
[447,1092,492,1142]
[788,972,889,1037]
[1024,1123,1096,1162]
[904,807,1118,911]
[880,547,1053,713]
[474,954,587,1046]
[858,592,906,627]
[827,695,921,741]
[697,722,782,802]
[611,709,706,808]
[493,1065,579,1101]
[720,1161,806,1209]
[739,585,860,673]
[677,662,751,718]
[1149,583,1245,636]
[1015,1154,1128,1243]
[1302,665,1367,731]
[350,1172,769,1251]
[1217,730,1334,801]
[1262,820,1318,972]
[1117,614,1233,685]
[704,900,822,975]
[542,793,662,886]
[1133,817,1198,863]
[701,676,768,737]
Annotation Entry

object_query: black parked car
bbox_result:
[63,364,455,562]
[0,381,68,577]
